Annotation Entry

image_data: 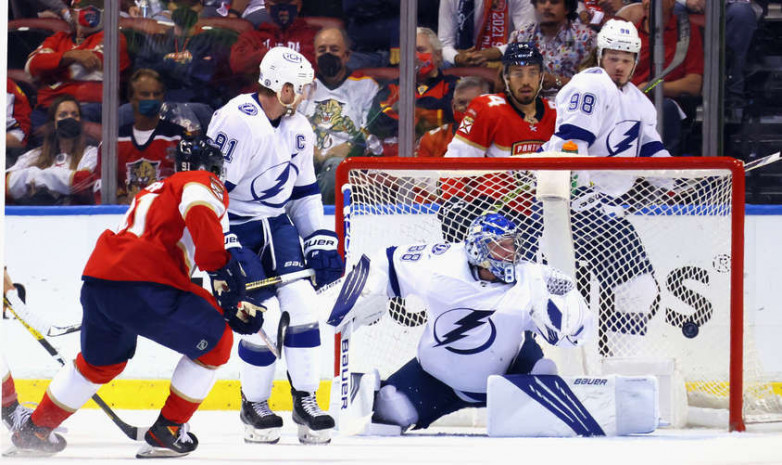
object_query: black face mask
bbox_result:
[172,6,199,30]
[269,3,297,28]
[317,53,343,79]
[56,118,82,139]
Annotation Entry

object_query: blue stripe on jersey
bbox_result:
[507,375,606,436]
[284,323,321,348]
[224,180,237,193]
[238,340,276,367]
[554,124,597,146]
[639,141,665,157]
[291,182,320,200]
[386,246,401,298]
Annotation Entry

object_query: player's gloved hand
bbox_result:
[208,255,247,311]
[303,230,344,289]
[224,300,266,335]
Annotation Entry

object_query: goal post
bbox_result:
[331,155,763,432]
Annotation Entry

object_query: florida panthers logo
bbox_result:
[126,159,162,198]
[606,120,641,157]
[250,161,299,208]
[433,309,496,355]
[311,99,360,150]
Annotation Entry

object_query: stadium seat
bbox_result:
[8,18,71,69]
[355,67,399,84]
[444,66,502,93]
[119,17,173,35]
[300,16,346,31]
[193,17,254,36]
[8,69,38,107]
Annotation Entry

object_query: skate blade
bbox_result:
[2,445,57,457]
[296,424,332,445]
[135,443,190,459]
[243,425,281,444]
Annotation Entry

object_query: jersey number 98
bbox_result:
[567,92,596,115]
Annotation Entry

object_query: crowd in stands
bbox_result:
[5,0,769,205]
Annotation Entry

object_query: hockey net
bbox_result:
[332,155,780,432]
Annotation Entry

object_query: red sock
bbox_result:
[160,390,201,425]
[2,373,18,407]
[31,392,74,429]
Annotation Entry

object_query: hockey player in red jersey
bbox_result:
[437,42,556,243]
[9,137,264,459]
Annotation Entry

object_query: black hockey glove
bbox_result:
[224,301,265,335]
[303,230,344,289]
[208,255,246,311]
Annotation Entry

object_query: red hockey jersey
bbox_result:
[83,171,230,293]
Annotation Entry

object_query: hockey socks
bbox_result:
[2,371,18,408]
[161,357,218,424]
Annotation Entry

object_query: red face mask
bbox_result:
[416,52,436,79]
[75,6,102,28]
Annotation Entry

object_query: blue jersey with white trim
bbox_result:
[378,243,553,394]
[207,93,323,225]
[541,67,670,197]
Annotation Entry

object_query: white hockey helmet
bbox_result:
[530,268,593,347]
[597,19,642,63]
[258,46,315,114]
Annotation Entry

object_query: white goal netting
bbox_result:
[333,156,780,431]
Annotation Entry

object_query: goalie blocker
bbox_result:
[487,374,659,437]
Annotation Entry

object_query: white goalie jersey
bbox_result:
[351,243,593,395]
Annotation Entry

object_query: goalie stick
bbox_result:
[744,151,781,173]
[3,293,146,442]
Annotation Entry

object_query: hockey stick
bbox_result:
[744,152,781,173]
[245,269,315,291]
[643,11,691,94]
[47,323,82,337]
[3,294,146,442]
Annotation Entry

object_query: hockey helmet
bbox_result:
[502,42,544,73]
[597,19,642,62]
[175,136,225,180]
[259,46,315,96]
[530,268,593,347]
[465,213,519,284]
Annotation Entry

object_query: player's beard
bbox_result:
[512,87,536,106]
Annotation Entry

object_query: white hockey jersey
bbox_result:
[541,67,671,197]
[376,242,561,395]
[207,93,324,234]
[298,73,379,155]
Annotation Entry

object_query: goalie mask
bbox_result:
[175,136,225,181]
[530,268,593,347]
[258,46,315,116]
[465,213,519,284]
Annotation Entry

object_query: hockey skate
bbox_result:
[291,388,335,445]
[240,394,283,444]
[2,400,32,432]
[136,414,198,459]
[5,416,66,457]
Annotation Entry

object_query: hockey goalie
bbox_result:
[327,213,660,437]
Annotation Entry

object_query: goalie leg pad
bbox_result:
[372,385,418,430]
[486,374,659,437]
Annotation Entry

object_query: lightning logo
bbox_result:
[433,309,496,355]
[606,120,641,157]
[250,161,299,207]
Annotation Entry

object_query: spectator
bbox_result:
[6,79,33,165]
[132,0,240,111]
[632,0,703,156]
[108,69,186,204]
[25,0,131,129]
[123,0,170,20]
[367,27,460,157]
[417,76,490,158]
[343,0,400,69]
[438,0,535,67]
[676,0,758,113]
[25,0,128,128]
[298,27,381,205]
[6,94,98,205]
[229,0,318,91]
[506,0,597,99]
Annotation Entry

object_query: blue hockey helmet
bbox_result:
[465,213,519,283]
[502,42,544,73]
[175,136,225,180]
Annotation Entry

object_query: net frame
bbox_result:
[333,156,747,431]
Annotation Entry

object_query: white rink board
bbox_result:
[3,211,782,383]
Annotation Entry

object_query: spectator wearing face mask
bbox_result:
[96,69,186,204]
[367,27,460,157]
[229,0,317,92]
[5,94,98,205]
[298,27,381,204]
[25,0,131,129]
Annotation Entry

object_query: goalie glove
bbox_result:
[208,255,247,311]
[224,300,266,335]
[303,230,344,289]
